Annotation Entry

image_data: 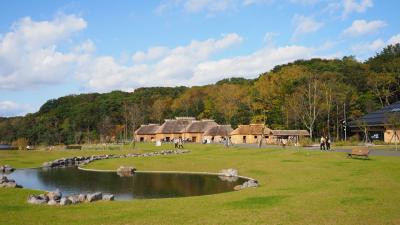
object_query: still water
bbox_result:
[5,167,246,200]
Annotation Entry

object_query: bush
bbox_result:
[299,138,313,147]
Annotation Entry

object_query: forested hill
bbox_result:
[1,44,400,145]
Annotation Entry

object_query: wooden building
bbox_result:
[230,124,271,144]
[134,124,160,142]
[349,101,400,143]
[155,117,196,142]
[182,119,218,142]
[203,125,233,143]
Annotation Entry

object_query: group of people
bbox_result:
[320,136,331,150]
[173,137,184,149]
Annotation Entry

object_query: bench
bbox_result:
[347,147,370,159]
[65,145,82,150]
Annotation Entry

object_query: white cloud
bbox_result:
[263,32,279,44]
[0,14,87,90]
[343,20,386,37]
[77,33,244,92]
[342,0,373,17]
[292,15,324,39]
[351,39,385,55]
[388,34,400,45]
[0,101,34,117]
[190,45,318,84]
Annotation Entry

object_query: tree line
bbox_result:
[1,44,400,145]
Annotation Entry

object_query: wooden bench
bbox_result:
[347,147,370,159]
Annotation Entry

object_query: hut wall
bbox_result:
[182,132,203,143]
[155,133,182,142]
[135,135,156,142]
[231,135,262,144]
[384,129,400,143]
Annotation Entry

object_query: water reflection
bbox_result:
[5,167,246,200]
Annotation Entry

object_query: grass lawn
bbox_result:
[1,143,400,225]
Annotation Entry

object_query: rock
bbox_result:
[42,162,52,168]
[78,194,86,202]
[233,185,243,191]
[0,176,8,183]
[67,195,80,204]
[220,169,238,177]
[47,189,62,201]
[47,199,58,205]
[102,194,114,201]
[117,166,136,177]
[87,192,102,202]
[27,195,48,205]
[59,197,72,206]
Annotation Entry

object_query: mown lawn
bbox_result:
[1,143,400,225]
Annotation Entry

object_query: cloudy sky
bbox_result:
[0,0,399,117]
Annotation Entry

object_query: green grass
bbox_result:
[1,143,400,225]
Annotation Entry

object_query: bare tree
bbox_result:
[289,75,325,139]
[385,112,400,151]
[356,119,370,144]
[127,103,144,149]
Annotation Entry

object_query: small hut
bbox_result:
[134,124,160,142]
[203,125,233,143]
[155,117,195,142]
[182,119,218,142]
[230,124,271,144]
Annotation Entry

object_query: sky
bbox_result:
[0,0,399,117]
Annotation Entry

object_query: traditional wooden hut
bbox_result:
[155,117,196,142]
[182,119,219,142]
[230,124,271,144]
[267,130,310,144]
[134,124,160,142]
[349,101,400,143]
[203,125,233,143]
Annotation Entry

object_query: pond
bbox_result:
[4,167,246,200]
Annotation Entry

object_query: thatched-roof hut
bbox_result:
[182,119,219,142]
[203,125,233,143]
[155,117,195,142]
[230,124,270,144]
[134,124,160,142]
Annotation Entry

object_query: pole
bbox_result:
[343,103,347,141]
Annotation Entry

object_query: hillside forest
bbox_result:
[1,44,400,145]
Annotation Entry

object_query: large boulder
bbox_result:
[102,194,114,201]
[78,194,86,202]
[60,197,72,206]
[219,169,238,177]
[47,189,62,201]
[1,165,15,173]
[47,199,58,206]
[67,195,81,204]
[87,192,102,202]
[117,166,136,177]
[27,195,48,205]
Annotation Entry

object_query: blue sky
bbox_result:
[0,0,399,117]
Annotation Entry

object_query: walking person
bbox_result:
[326,137,331,151]
[178,137,184,149]
[173,138,178,149]
[320,136,326,150]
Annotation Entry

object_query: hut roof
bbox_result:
[204,125,233,136]
[184,120,218,133]
[156,118,195,134]
[348,101,400,127]
[270,130,310,136]
[135,124,160,135]
[230,124,270,135]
